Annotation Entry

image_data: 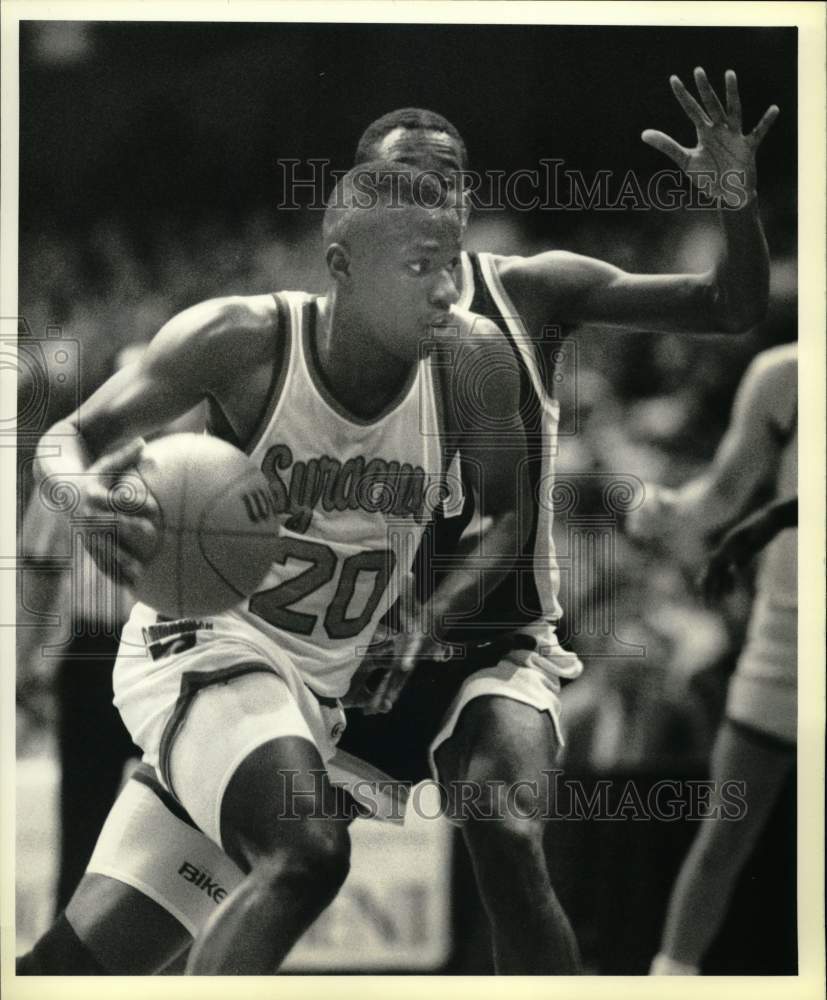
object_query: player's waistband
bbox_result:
[440,619,561,656]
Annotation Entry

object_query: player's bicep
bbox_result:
[70,362,187,456]
[513,251,716,334]
[70,300,234,457]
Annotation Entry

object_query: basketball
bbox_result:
[130,433,282,617]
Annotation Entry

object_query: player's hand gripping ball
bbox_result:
[130,433,282,617]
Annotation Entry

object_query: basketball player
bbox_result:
[338,65,779,973]
[19,68,778,975]
[623,344,797,975]
[21,162,535,975]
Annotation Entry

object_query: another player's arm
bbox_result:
[700,495,797,602]
[34,295,277,583]
[501,68,777,335]
[627,351,792,551]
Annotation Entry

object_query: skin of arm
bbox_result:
[718,494,798,556]
[700,495,797,603]
[497,68,777,337]
[32,295,277,584]
[627,348,795,559]
[359,312,529,713]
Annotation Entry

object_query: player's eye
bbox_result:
[408,259,431,275]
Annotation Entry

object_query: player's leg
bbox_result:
[17,873,191,976]
[434,694,581,974]
[652,719,795,973]
[71,874,190,973]
[17,765,246,974]
[185,736,351,974]
[160,671,352,975]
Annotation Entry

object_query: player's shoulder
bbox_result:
[749,341,797,374]
[183,293,279,338]
[743,342,797,393]
[153,293,280,364]
[737,342,797,430]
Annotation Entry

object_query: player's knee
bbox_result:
[464,811,545,864]
[456,769,545,825]
[252,822,351,902]
[304,822,351,893]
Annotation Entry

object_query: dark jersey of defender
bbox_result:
[411,251,564,647]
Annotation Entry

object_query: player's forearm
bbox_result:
[670,476,743,542]
[629,477,732,554]
[709,198,770,333]
[33,420,95,486]
[735,495,798,551]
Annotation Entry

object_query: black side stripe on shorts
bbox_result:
[157,663,277,804]
[130,761,199,831]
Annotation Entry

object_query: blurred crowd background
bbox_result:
[16,20,797,974]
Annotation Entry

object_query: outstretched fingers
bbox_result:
[724,69,742,125]
[669,74,712,129]
[693,66,727,123]
[750,104,780,147]
[641,129,689,170]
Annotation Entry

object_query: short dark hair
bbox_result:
[323,159,458,246]
[354,108,468,169]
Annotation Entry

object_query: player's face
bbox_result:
[371,128,468,223]
[347,203,461,359]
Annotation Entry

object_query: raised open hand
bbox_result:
[642,67,779,204]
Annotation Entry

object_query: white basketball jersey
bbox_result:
[231,291,445,697]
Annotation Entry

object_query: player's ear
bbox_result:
[456,182,472,232]
[326,243,351,283]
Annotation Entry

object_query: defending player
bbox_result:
[19,68,778,976]
[22,163,529,975]
[337,66,778,973]
[624,344,797,975]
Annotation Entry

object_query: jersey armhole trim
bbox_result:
[430,350,457,477]
[457,251,475,311]
[244,293,290,455]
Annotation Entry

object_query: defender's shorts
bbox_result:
[339,620,581,787]
[427,624,578,780]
